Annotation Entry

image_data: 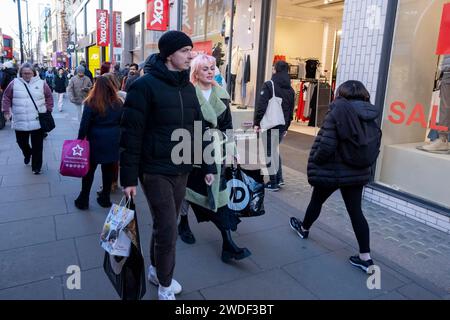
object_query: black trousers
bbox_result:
[263,125,285,184]
[80,162,115,197]
[140,173,189,287]
[15,129,44,171]
[303,185,370,253]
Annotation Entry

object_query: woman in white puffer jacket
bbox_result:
[1,63,54,174]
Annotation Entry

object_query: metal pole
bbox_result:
[226,0,235,95]
[17,0,25,63]
[25,0,31,62]
[109,0,113,63]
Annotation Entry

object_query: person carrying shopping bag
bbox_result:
[253,61,295,191]
[177,54,252,263]
[74,75,124,210]
[1,63,53,175]
[120,31,216,300]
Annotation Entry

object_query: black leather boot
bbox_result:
[178,215,196,244]
[220,229,251,263]
[97,192,112,208]
[74,192,89,210]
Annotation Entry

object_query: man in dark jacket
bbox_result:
[254,61,295,191]
[120,31,216,301]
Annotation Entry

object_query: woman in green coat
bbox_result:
[178,54,251,263]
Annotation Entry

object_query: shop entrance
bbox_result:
[272,0,345,138]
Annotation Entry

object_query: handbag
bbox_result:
[225,165,265,218]
[260,80,285,131]
[23,82,56,132]
[59,138,90,177]
[103,199,147,300]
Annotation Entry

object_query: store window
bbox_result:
[182,0,232,67]
[86,0,99,34]
[75,8,85,41]
[376,0,450,209]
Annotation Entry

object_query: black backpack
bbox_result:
[338,114,382,169]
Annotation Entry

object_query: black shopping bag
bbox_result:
[225,165,265,218]
[103,199,146,300]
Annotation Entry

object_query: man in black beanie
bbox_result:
[120,31,216,300]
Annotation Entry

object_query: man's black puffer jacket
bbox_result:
[120,54,215,187]
[307,97,380,188]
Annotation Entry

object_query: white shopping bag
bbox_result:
[100,197,135,257]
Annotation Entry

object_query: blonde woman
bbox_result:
[178,54,251,263]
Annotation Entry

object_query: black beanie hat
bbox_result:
[158,31,193,59]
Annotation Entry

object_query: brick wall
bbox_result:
[363,187,450,234]
[336,0,389,103]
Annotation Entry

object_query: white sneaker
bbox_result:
[158,286,176,300]
[148,265,182,294]
[422,138,449,151]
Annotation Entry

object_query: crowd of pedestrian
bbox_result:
[0,30,381,300]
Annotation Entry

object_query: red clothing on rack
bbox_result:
[296,82,309,121]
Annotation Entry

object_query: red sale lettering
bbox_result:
[388,101,449,131]
[406,103,427,128]
[388,101,406,124]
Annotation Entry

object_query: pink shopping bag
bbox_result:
[59,139,90,177]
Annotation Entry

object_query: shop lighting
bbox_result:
[248,27,251,34]
[248,2,252,12]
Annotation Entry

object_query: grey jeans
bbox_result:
[439,73,450,133]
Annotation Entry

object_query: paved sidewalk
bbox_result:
[0,97,448,300]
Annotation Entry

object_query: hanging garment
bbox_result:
[298,61,306,79]
[305,59,320,79]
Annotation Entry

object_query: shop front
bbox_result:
[374,0,450,214]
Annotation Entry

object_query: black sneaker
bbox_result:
[33,170,41,175]
[289,217,309,239]
[349,255,374,273]
[278,179,285,187]
[265,183,279,192]
[24,155,31,165]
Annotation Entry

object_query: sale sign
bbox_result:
[113,11,122,48]
[97,9,109,47]
[436,3,450,55]
[146,0,169,31]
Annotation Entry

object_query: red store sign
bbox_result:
[97,9,110,47]
[436,3,450,55]
[113,11,122,48]
[146,0,169,31]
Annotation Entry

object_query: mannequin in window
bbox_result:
[422,55,450,152]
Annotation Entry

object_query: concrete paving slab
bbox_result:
[174,242,262,293]
[282,248,406,300]
[0,183,50,203]
[397,283,442,300]
[55,212,108,240]
[0,239,79,289]
[237,225,329,270]
[0,278,64,300]
[0,216,56,251]
[201,268,317,300]
[0,196,67,224]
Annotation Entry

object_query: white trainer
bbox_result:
[158,286,176,300]
[148,265,182,295]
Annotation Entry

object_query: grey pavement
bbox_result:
[0,96,449,300]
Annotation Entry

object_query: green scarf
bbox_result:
[185,85,232,212]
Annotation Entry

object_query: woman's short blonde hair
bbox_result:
[190,54,217,85]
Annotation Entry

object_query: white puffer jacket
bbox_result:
[11,76,47,131]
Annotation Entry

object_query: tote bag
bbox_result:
[260,80,285,131]
[59,138,90,177]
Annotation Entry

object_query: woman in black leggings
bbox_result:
[289,80,381,273]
